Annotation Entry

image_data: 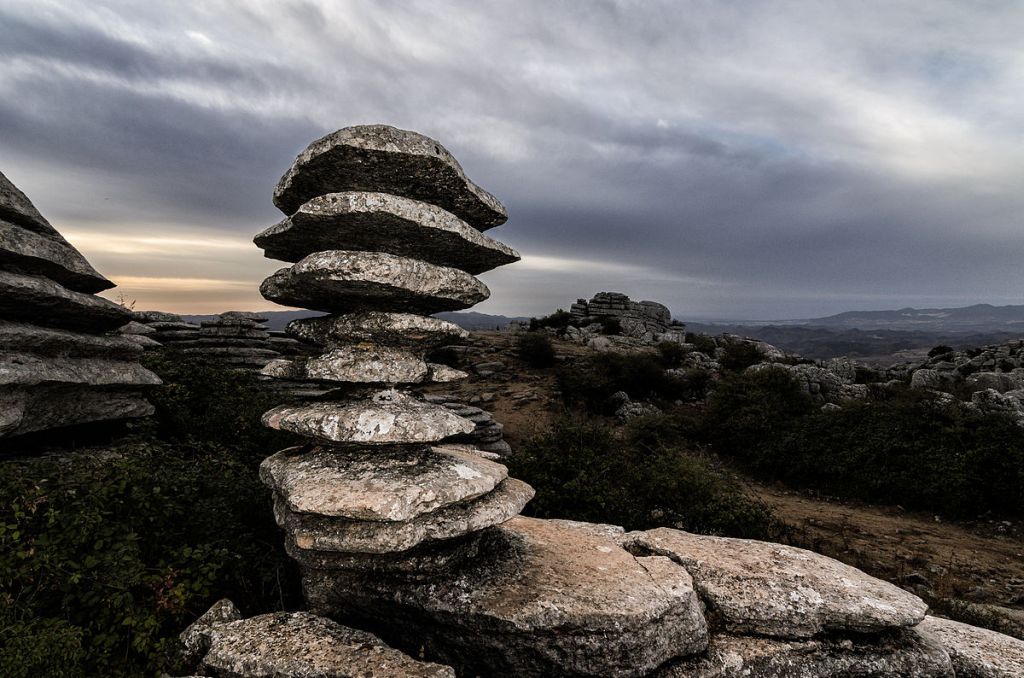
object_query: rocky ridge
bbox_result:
[0,171,160,439]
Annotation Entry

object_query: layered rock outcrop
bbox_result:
[568,291,683,345]
[232,125,1020,676]
[0,171,160,439]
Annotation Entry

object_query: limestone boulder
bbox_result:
[288,312,467,349]
[0,271,130,332]
[260,445,508,521]
[625,527,927,638]
[919,615,1024,677]
[273,124,507,230]
[0,170,60,236]
[0,385,154,438]
[0,321,144,358]
[262,346,429,384]
[273,477,533,554]
[186,606,454,678]
[305,516,709,677]
[658,629,952,677]
[261,390,475,445]
[260,251,488,315]
[256,192,519,273]
[0,219,113,293]
[0,353,161,388]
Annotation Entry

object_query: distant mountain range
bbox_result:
[795,304,1024,333]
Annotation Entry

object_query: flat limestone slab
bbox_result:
[0,385,154,438]
[261,445,508,521]
[0,270,130,332]
[0,219,113,293]
[625,527,928,638]
[261,389,475,445]
[188,608,454,678]
[260,251,489,314]
[273,125,508,230]
[919,615,1024,677]
[262,346,429,384]
[305,516,709,677]
[0,170,60,236]
[0,321,144,357]
[256,192,519,274]
[285,530,486,578]
[657,629,953,677]
[288,312,468,349]
[273,477,532,554]
[0,353,161,387]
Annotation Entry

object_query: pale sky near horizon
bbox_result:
[1,1,1022,319]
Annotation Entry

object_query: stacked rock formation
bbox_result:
[422,394,511,456]
[131,310,201,347]
[0,171,160,439]
[178,311,281,369]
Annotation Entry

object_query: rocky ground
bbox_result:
[431,329,1024,640]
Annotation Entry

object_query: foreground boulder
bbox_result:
[180,600,453,677]
[0,173,159,440]
[919,615,1024,677]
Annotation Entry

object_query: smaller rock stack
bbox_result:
[181,311,281,370]
[0,171,160,439]
[422,395,510,456]
[131,310,201,347]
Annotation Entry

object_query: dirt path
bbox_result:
[752,483,1024,609]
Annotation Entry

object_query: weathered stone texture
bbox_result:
[256,191,518,273]
[273,125,508,230]
[919,615,1024,677]
[0,270,130,332]
[626,527,927,638]
[0,219,113,293]
[288,312,467,349]
[261,251,489,314]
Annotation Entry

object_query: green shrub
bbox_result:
[517,332,557,368]
[700,370,1024,518]
[656,341,688,368]
[556,353,689,414]
[0,440,301,677]
[685,333,718,355]
[928,345,954,358]
[529,309,573,332]
[718,342,765,372]
[507,416,778,538]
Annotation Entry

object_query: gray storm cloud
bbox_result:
[0,0,1021,317]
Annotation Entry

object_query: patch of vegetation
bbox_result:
[685,332,718,355]
[516,332,557,368]
[928,345,954,358]
[717,342,765,372]
[599,316,622,335]
[508,416,778,539]
[529,309,574,332]
[556,353,690,414]
[700,370,1024,518]
[0,353,303,677]
[656,340,688,368]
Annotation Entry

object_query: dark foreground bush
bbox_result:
[556,353,694,414]
[529,309,573,331]
[508,416,778,539]
[0,440,301,677]
[517,332,557,368]
[702,370,1024,518]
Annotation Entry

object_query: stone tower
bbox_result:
[253,126,708,675]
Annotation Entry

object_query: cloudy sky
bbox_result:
[1,1,1022,319]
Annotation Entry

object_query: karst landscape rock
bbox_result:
[0,171,160,439]
[168,124,1024,677]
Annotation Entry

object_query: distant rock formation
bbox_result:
[0,171,160,440]
[570,291,682,343]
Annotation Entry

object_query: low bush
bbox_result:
[717,342,765,372]
[685,332,718,355]
[0,440,301,677]
[556,353,689,414]
[529,309,573,332]
[656,341,688,368]
[928,345,955,358]
[700,370,1024,518]
[517,332,557,368]
[508,416,778,538]
[600,316,622,335]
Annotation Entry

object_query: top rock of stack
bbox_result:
[272,125,508,231]
[1,170,57,235]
